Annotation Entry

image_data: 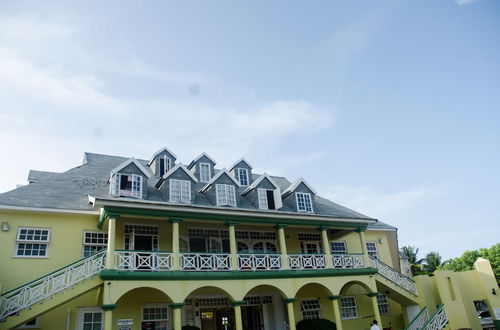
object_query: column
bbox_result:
[367,292,382,328]
[170,218,182,270]
[105,217,117,270]
[327,296,343,330]
[320,226,333,269]
[356,226,369,265]
[285,298,296,330]
[226,221,239,271]
[276,224,289,270]
[101,304,116,330]
[231,301,245,330]
[170,303,184,330]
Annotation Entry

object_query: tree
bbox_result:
[423,251,443,273]
[439,243,499,282]
[401,245,424,275]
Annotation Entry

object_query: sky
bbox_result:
[0,0,498,261]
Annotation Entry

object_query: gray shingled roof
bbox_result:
[0,153,391,227]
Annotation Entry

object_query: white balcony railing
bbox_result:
[180,253,231,271]
[369,256,418,295]
[238,254,282,271]
[331,254,365,269]
[115,251,172,271]
[423,305,448,330]
[288,254,327,270]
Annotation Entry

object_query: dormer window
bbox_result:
[296,192,313,213]
[237,168,249,186]
[111,173,143,198]
[169,179,191,204]
[258,189,276,210]
[199,163,211,183]
[216,184,236,207]
[158,155,172,177]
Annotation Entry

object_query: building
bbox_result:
[0,148,498,330]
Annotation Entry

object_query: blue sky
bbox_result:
[0,0,498,260]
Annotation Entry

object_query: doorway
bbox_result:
[200,308,234,330]
[242,305,263,330]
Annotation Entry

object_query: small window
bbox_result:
[15,228,50,257]
[169,179,191,204]
[377,294,390,315]
[82,231,108,257]
[237,168,249,186]
[216,184,236,207]
[158,155,171,177]
[366,242,378,258]
[77,308,103,330]
[143,303,168,330]
[199,163,211,182]
[330,241,347,254]
[17,317,40,329]
[301,299,322,319]
[111,173,143,198]
[257,189,277,210]
[340,296,358,319]
[296,192,313,213]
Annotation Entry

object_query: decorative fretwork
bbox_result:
[369,256,418,295]
[404,307,429,330]
[422,305,448,330]
[0,251,105,321]
[331,254,365,269]
[238,254,282,271]
[180,253,231,271]
[115,251,172,271]
[288,254,326,270]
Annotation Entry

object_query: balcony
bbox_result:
[113,251,367,272]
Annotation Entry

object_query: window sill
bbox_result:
[12,256,50,259]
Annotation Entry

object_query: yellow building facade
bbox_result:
[0,150,498,330]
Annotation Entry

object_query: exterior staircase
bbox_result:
[0,251,105,329]
[404,305,448,330]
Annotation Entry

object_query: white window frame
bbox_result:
[296,192,313,213]
[301,298,322,319]
[76,307,104,330]
[111,173,143,199]
[142,303,169,330]
[237,168,249,186]
[159,155,172,177]
[339,296,359,319]
[366,241,379,258]
[199,163,211,183]
[257,188,269,209]
[15,227,51,258]
[17,317,40,329]
[377,294,390,315]
[216,184,236,207]
[330,241,347,254]
[169,179,191,204]
[82,231,108,257]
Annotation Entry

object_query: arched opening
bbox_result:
[242,284,288,330]
[338,281,376,329]
[295,283,334,323]
[115,287,172,330]
[183,286,235,330]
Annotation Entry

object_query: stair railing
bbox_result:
[0,251,106,320]
[422,305,448,330]
[404,307,429,330]
[369,256,418,295]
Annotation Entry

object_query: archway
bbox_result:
[242,284,288,330]
[338,281,378,329]
[294,283,334,322]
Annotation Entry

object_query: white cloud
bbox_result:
[454,0,479,5]
[0,15,72,41]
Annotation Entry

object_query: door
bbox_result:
[201,309,216,330]
[242,306,263,330]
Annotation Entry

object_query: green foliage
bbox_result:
[439,243,500,281]
[296,318,336,330]
[182,326,201,330]
[401,245,425,276]
[423,251,443,273]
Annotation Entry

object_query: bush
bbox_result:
[181,326,201,330]
[296,318,336,330]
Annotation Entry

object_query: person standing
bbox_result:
[370,320,381,330]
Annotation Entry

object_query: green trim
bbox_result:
[230,301,247,307]
[355,226,367,233]
[170,303,185,309]
[225,221,239,227]
[98,206,369,230]
[100,268,377,281]
[493,320,500,329]
[420,304,446,329]
[403,307,428,330]
[274,224,288,229]
[170,218,183,224]
[366,292,381,297]
[327,295,342,300]
[284,298,297,303]
[319,226,331,231]
[101,304,117,311]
